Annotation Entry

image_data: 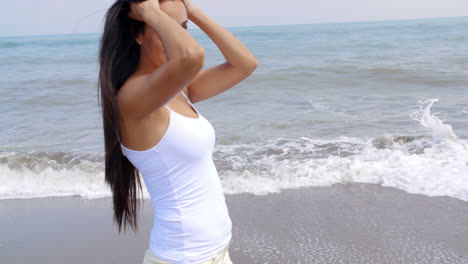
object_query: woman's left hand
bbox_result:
[182,0,200,17]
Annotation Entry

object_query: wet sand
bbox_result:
[1,182,467,264]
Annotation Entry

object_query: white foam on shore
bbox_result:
[218,135,468,202]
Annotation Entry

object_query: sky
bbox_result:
[0,0,467,37]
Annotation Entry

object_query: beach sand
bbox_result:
[1,182,467,264]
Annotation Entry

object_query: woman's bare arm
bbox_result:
[117,0,205,120]
[182,1,258,103]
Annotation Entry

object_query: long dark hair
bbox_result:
[97,0,147,233]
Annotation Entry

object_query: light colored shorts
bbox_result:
[142,242,233,264]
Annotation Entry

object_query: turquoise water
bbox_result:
[1,17,467,200]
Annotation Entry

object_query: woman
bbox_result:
[97,0,257,263]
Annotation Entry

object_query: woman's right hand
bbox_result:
[128,0,161,22]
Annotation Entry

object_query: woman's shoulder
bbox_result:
[115,73,147,103]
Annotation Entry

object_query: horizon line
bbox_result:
[0,15,466,38]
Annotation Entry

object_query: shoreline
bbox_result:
[1,182,467,263]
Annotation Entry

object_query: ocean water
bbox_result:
[1,17,467,201]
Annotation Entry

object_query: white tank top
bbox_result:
[120,90,232,264]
